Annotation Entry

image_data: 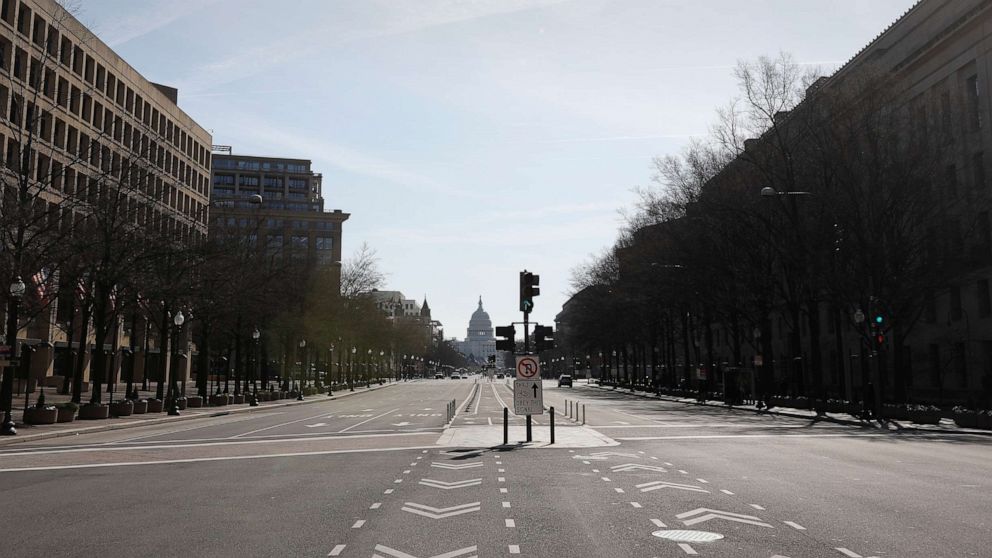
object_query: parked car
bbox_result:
[450,375,460,379]
[558,374,573,387]
[434,374,444,379]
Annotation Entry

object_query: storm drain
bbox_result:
[652,530,724,543]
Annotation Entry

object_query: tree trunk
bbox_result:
[71,301,92,404]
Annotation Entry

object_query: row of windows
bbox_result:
[1,129,208,227]
[0,84,210,199]
[911,64,984,141]
[212,158,308,173]
[0,0,210,172]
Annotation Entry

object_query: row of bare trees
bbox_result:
[566,54,985,409]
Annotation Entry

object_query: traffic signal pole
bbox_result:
[524,308,532,442]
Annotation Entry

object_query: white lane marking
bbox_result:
[637,480,709,493]
[650,456,659,460]
[749,504,765,510]
[508,545,520,554]
[328,544,346,556]
[0,444,444,473]
[419,478,482,490]
[404,470,411,474]
[394,479,403,484]
[720,489,734,495]
[638,451,646,454]
[488,417,492,425]
[665,462,674,467]
[677,508,773,528]
[614,488,625,493]
[650,518,667,527]
[410,463,418,466]
[784,521,806,530]
[352,520,365,528]
[431,462,483,470]
[305,423,328,428]
[630,502,642,508]
[472,383,483,415]
[618,433,888,440]
[499,488,508,493]
[502,501,511,508]
[370,503,381,509]
[422,450,429,453]
[678,470,689,474]
[505,518,515,527]
[601,477,611,482]
[836,549,864,558]
[401,501,481,519]
[592,469,600,473]
[697,479,709,484]
[339,408,402,433]
[582,460,590,465]
[498,468,505,472]
[491,383,508,408]
[0,432,435,458]
[384,489,394,495]
[678,543,698,555]
[233,409,343,438]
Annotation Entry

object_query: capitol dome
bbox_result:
[469,297,492,331]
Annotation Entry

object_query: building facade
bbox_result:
[1,0,212,389]
[209,151,348,274]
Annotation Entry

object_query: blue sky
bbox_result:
[78,0,918,338]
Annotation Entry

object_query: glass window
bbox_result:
[315,236,333,250]
[291,235,309,248]
[967,75,981,131]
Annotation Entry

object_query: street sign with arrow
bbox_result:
[513,379,543,415]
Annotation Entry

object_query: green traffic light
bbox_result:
[874,315,883,324]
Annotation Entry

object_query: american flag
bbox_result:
[31,267,52,302]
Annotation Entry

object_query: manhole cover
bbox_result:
[652,530,724,543]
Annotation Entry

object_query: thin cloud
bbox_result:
[93,0,224,47]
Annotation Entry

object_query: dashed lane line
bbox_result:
[720,489,734,495]
[630,502,642,508]
[650,519,667,528]
[370,503,381,509]
[351,520,365,529]
[505,519,516,527]
[697,479,709,483]
[749,504,765,510]
[328,544,346,556]
[502,501,511,508]
[678,543,698,555]
[384,489,394,495]
[508,545,520,554]
[784,521,806,530]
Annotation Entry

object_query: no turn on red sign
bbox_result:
[515,355,540,379]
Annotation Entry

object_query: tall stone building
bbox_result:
[455,298,496,364]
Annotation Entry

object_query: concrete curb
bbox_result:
[583,383,992,437]
[0,382,399,447]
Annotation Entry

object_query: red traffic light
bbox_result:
[875,334,885,346]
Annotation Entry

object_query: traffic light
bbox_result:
[495,325,516,351]
[519,271,540,313]
[533,325,554,352]
[487,354,496,364]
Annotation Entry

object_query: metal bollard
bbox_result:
[550,406,555,445]
[582,403,586,425]
[503,407,508,445]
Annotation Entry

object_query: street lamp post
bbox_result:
[327,343,341,395]
[297,339,306,401]
[366,349,372,387]
[167,310,185,416]
[249,328,260,406]
[1,276,26,435]
[349,347,356,391]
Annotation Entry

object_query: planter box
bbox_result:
[110,400,133,417]
[56,406,76,423]
[186,396,203,408]
[978,413,992,430]
[131,400,148,414]
[146,399,164,413]
[209,394,229,406]
[232,394,245,404]
[176,398,188,410]
[78,404,110,420]
[24,406,58,425]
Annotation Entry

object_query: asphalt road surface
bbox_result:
[1,377,989,557]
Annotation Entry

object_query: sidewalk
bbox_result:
[0,381,400,447]
[584,382,992,437]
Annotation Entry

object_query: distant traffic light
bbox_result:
[495,325,516,351]
[533,325,554,352]
[519,271,540,313]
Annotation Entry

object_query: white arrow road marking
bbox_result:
[304,423,327,428]
[431,461,483,470]
[392,422,412,427]
[401,501,481,519]
[835,549,880,558]
[372,544,478,558]
[418,478,483,490]
[677,508,773,528]
[573,451,640,460]
[637,481,710,493]
[610,463,668,473]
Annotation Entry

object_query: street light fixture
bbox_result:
[167,310,185,416]
[1,277,26,435]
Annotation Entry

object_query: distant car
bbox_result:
[450,375,460,379]
[558,375,573,387]
[434,374,444,379]
[495,373,505,379]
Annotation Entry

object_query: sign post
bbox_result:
[514,355,541,440]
